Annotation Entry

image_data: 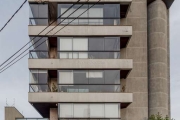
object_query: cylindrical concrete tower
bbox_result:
[148,0,169,117]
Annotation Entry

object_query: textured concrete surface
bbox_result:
[167,9,171,117]
[28,26,132,37]
[120,0,148,120]
[148,0,169,117]
[26,0,172,119]
[5,107,24,120]
[28,59,133,69]
[28,93,133,103]
[50,108,58,120]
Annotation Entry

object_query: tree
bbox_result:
[149,113,175,120]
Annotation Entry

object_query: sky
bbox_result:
[0,0,180,119]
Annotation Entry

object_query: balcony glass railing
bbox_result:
[16,118,121,120]
[58,119,121,120]
[30,84,51,92]
[58,51,120,59]
[29,84,120,93]
[29,18,49,25]
[29,18,120,26]
[29,51,49,59]
[16,118,49,120]
[58,84,120,93]
[58,18,120,25]
[29,51,120,59]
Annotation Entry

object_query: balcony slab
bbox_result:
[29,59,132,69]
[28,26,132,37]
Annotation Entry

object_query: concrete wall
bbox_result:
[5,107,24,120]
[50,108,58,120]
[120,0,148,120]
[28,26,132,37]
[49,48,57,59]
[148,0,169,117]
[28,59,133,69]
[49,78,58,92]
[29,93,133,103]
[167,9,171,117]
[48,3,57,26]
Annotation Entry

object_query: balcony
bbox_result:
[28,92,133,114]
[28,0,132,3]
[28,69,133,118]
[16,119,121,120]
[28,59,132,72]
[29,2,132,25]
[30,51,120,59]
[28,25,132,37]
[29,18,121,26]
[18,118,123,120]
[28,94,132,117]
[16,119,49,120]
[29,92,132,103]
[30,84,121,93]
[29,70,123,93]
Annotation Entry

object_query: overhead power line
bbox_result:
[0,0,101,73]
[0,0,87,71]
[0,0,80,68]
[0,0,27,32]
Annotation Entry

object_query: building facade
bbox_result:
[5,0,174,120]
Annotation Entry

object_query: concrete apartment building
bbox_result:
[5,0,174,120]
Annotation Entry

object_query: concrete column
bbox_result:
[48,3,57,25]
[50,108,58,120]
[148,0,169,117]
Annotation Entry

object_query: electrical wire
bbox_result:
[0,0,87,71]
[0,0,80,68]
[0,0,101,73]
[0,0,27,32]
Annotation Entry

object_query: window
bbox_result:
[104,70,120,84]
[58,71,73,84]
[74,71,88,84]
[74,104,89,117]
[90,104,104,118]
[29,37,49,59]
[58,70,120,93]
[59,37,120,51]
[89,5,103,25]
[58,38,88,58]
[29,70,49,92]
[58,37,120,59]
[59,38,73,58]
[30,37,49,51]
[59,104,73,117]
[58,4,120,25]
[104,37,120,51]
[87,71,103,78]
[58,70,120,84]
[105,104,120,118]
[89,38,104,51]
[88,70,104,84]
[29,4,48,25]
[30,70,48,83]
[58,103,121,118]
